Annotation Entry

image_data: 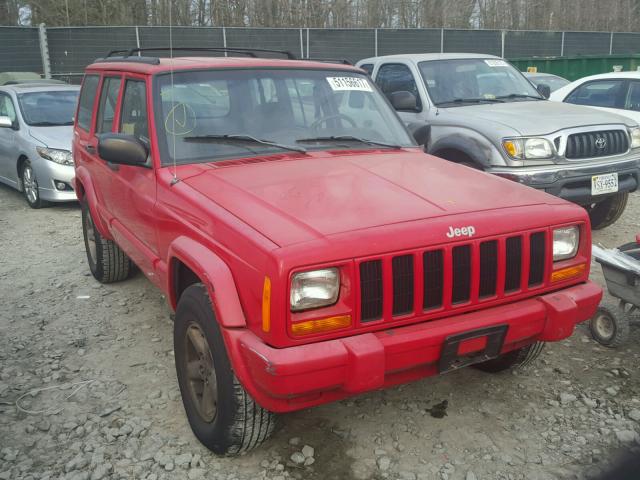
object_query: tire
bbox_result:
[174,284,276,455]
[20,160,47,209]
[586,192,628,230]
[589,302,630,348]
[472,342,545,373]
[81,201,132,283]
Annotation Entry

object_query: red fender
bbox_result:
[167,236,246,328]
[73,166,110,237]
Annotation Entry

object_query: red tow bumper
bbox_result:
[224,281,601,413]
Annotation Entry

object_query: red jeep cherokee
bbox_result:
[72,48,602,455]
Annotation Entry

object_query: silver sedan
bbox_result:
[0,83,79,208]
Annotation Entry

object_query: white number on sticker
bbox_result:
[326,77,373,92]
[484,59,509,67]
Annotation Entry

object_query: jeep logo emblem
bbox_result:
[595,136,607,149]
[446,226,476,238]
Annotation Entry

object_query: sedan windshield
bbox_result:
[419,58,543,106]
[527,75,570,92]
[17,90,79,126]
[155,68,414,165]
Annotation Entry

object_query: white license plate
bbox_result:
[591,173,618,195]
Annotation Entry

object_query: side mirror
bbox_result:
[407,123,431,146]
[0,116,14,129]
[536,83,551,99]
[98,133,148,166]
[389,91,418,111]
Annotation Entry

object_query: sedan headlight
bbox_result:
[503,138,553,159]
[290,268,340,311]
[553,226,579,261]
[628,127,640,149]
[36,147,73,166]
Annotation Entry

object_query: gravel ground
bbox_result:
[0,183,639,480]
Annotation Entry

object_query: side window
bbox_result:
[76,74,99,131]
[565,80,624,108]
[119,80,149,141]
[359,64,374,76]
[96,77,122,134]
[375,63,422,110]
[0,94,17,123]
[625,81,640,112]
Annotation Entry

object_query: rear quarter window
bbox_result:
[76,74,99,131]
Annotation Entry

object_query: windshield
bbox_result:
[17,90,79,126]
[418,58,542,106]
[155,68,414,165]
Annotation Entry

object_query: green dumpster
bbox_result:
[509,54,640,81]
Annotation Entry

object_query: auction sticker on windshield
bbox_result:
[591,172,618,196]
[484,59,509,67]
[327,77,373,92]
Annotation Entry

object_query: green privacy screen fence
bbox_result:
[1,25,639,82]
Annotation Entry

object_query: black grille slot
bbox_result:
[504,236,522,292]
[565,130,628,159]
[392,255,414,316]
[423,250,444,310]
[479,241,498,298]
[360,260,383,322]
[451,245,471,304]
[528,232,546,286]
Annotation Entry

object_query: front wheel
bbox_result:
[174,284,276,455]
[585,192,628,230]
[472,342,545,373]
[21,160,47,209]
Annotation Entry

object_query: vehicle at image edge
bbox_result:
[523,72,570,94]
[73,49,602,455]
[0,82,80,207]
[550,71,640,125]
[356,53,640,230]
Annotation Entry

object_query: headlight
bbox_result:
[36,147,73,166]
[502,138,553,159]
[290,268,340,311]
[553,226,579,261]
[629,127,640,149]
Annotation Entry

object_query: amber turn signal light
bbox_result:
[262,276,271,333]
[550,263,586,283]
[291,314,351,336]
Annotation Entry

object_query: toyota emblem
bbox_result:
[595,136,607,149]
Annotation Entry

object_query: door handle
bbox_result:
[85,145,96,154]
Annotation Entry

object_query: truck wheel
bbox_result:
[589,302,629,348]
[586,192,628,230]
[81,201,132,283]
[472,342,544,373]
[174,284,276,455]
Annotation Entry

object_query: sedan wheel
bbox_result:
[21,161,45,209]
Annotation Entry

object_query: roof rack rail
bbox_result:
[103,47,296,60]
[304,58,353,65]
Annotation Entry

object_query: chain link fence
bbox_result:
[1,25,639,81]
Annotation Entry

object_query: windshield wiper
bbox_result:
[495,93,543,101]
[296,135,402,149]
[183,134,307,153]
[435,97,504,106]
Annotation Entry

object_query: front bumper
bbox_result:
[32,157,77,202]
[488,156,640,204]
[225,281,602,413]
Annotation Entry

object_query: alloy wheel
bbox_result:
[184,323,218,422]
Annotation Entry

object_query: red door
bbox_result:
[101,74,159,280]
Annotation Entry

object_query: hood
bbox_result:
[183,149,563,247]
[439,100,637,136]
[28,126,73,150]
